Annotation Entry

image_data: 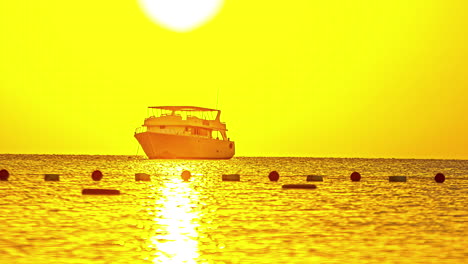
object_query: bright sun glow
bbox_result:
[139,0,224,32]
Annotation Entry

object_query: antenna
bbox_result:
[216,87,220,109]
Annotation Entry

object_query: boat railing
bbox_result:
[134,126,147,134]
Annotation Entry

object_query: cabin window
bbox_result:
[199,129,208,136]
[160,126,166,129]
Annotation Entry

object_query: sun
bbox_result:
[138,0,224,32]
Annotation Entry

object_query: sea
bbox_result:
[0,154,467,264]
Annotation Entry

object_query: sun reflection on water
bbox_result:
[150,178,201,264]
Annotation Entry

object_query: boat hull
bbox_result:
[135,132,235,159]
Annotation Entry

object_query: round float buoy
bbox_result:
[306,175,323,182]
[435,173,445,183]
[282,184,317,189]
[181,170,191,181]
[350,171,361,182]
[82,189,120,195]
[0,169,9,181]
[92,170,103,181]
[268,171,279,181]
[222,174,240,181]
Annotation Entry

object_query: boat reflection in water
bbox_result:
[150,177,201,263]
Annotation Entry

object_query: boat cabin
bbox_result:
[136,106,230,140]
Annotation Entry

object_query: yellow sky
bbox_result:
[1,1,467,159]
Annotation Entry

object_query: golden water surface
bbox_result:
[0,155,467,263]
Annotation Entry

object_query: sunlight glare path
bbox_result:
[151,178,201,263]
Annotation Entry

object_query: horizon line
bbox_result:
[0,153,467,161]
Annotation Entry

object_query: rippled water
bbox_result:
[0,155,467,264]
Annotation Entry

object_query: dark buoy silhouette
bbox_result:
[82,189,120,195]
[282,184,317,189]
[135,173,151,181]
[0,169,9,181]
[350,171,361,182]
[268,171,279,181]
[92,170,103,181]
[389,176,407,182]
[222,174,240,181]
[306,175,323,181]
[181,170,191,181]
[435,173,445,183]
[44,174,60,181]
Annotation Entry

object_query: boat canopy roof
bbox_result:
[148,106,219,112]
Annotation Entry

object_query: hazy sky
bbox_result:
[1,1,467,159]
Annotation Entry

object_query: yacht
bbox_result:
[134,106,235,159]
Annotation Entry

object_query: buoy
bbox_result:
[350,171,361,182]
[389,176,407,182]
[268,171,279,181]
[306,175,323,182]
[435,173,445,183]
[44,174,60,181]
[135,173,151,181]
[222,174,240,181]
[181,170,191,181]
[82,189,120,195]
[282,184,317,189]
[91,170,103,181]
[0,169,9,181]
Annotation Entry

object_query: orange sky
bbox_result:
[1,0,467,159]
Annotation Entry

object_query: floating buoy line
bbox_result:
[1,167,450,196]
[0,170,450,183]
